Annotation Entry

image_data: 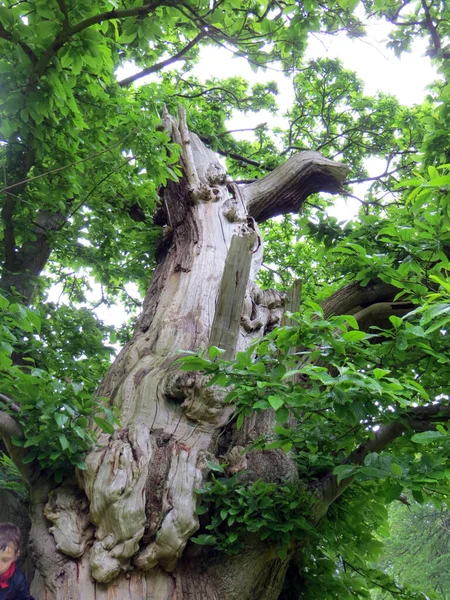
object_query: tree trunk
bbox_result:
[26,108,349,600]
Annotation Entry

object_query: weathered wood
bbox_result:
[26,111,350,600]
[243,152,349,222]
[281,278,302,327]
[209,233,256,359]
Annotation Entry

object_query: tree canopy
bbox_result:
[372,500,450,599]
[0,0,450,598]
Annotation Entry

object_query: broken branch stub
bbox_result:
[209,233,256,359]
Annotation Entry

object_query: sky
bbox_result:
[194,20,436,127]
[188,20,437,219]
[66,17,440,325]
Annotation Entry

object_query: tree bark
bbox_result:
[19,109,350,599]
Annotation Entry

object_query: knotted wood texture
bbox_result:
[29,109,349,600]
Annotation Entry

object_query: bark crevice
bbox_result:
[24,111,352,598]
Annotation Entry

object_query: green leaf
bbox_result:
[342,330,366,342]
[209,346,225,359]
[420,303,450,326]
[206,460,225,473]
[268,395,284,411]
[177,358,211,371]
[236,412,244,430]
[407,380,429,400]
[384,483,403,503]
[22,453,37,464]
[118,31,137,44]
[389,315,403,328]
[58,434,69,451]
[428,165,439,179]
[253,399,270,410]
[373,368,390,379]
[275,407,289,423]
[54,412,69,428]
[93,416,115,435]
[195,504,209,515]
[391,463,402,476]
[411,431,445,444]
[191,534,216,546]
[281,369,302,380]
[344,315,359,329]
[333,464,359,484]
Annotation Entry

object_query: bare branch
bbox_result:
[345,160,418,186]
[199,139,262,168]
[0,410,22,439]
[321,280,400,319]
[118,32,206,87]
[0,393,21,414]
[242,151,349,222]
[178,104,201,192]
[314,404,450,518]
[353,301,414,331]
[421,0,442,56]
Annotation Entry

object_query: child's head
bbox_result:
[0,523,21,575]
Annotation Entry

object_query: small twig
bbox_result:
[261,262,287,284]
[118,32,206,86]
[0,393,20,414]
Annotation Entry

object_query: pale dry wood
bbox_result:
[29,112,352,598]
[281,278,302,327]
[209,233,256,359]
[243,151,349,222]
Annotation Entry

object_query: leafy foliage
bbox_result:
[179,171,450,597]
[372,501,450,599]
[194,472,315,560]
[283,485,430,600]
[0,293,118,481]
[0,452,29,501]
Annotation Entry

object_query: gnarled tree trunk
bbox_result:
[25,108,351,599]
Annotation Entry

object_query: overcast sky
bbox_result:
[195,21,437,126]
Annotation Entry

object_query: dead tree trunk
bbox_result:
[26,108,349,600]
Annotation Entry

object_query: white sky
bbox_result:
[63,20,439,324]
[195,23,436,126]
[189,21,437,220]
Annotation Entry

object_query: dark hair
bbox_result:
[0,523,21,553]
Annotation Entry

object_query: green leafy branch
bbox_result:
[193,473,315,560]
[0,293,119,482]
